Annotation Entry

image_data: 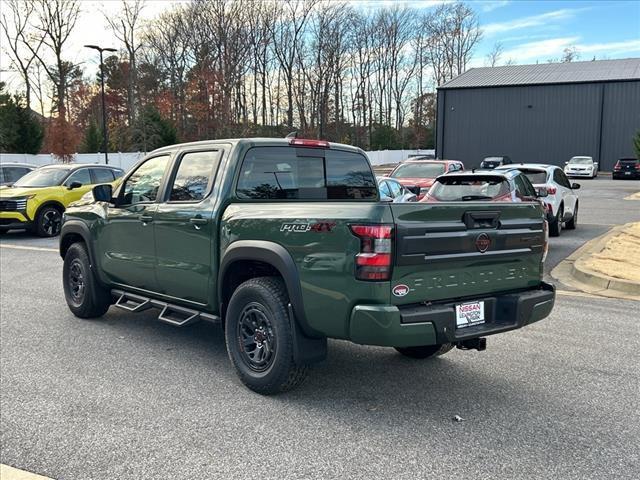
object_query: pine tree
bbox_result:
[130,106,178,152]
[80,120,102,153]
[634,130,640,160]
[0,82,43,154]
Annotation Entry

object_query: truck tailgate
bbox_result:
[389,202,546,305]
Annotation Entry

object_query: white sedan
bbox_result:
[496,164,580,237]
[564,156,598,178]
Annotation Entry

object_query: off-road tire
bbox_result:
[63,243,111,318]
[34,205,63,237]
[395,343,454,359]
[565,203,578,230]
[225,277,308,394]
[549,206,563,237]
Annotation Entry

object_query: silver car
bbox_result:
[377,177,417,202]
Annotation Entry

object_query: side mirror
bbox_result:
[380,194,393,202]
[564,161,569,165]
[536,187,548,198]
[92,183,113,203]
[67,181,82,190]
[572,183,581,190]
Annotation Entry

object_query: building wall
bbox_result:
[436,81,640,171]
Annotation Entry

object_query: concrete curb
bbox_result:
[551,223,640,301]
[0,465,53,480]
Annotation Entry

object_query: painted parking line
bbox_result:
[0,464,54,480]
[0,244,57,253]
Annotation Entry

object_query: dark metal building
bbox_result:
[436,58,640,170]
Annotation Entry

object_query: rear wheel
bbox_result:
[63,243,111,318]
[225,277,308,394]
[549,206,563,237]
[395,343,454,359]
[566,203,578,230]
[34,205,63,237]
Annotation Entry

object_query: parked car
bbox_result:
[59,137,554,394]
[496,164,580,236]
[0,163,36,187]
[421,169,544,204]
[480,156,512,169]
[612,157,640,179]
[377,177,417,202]
[0,164,124,236]
[388,159,464,199]
[404,153,435,161]
[564,156,598,178]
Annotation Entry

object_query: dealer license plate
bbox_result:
[455,301,485,328]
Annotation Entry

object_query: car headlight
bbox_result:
[6,195,35,210]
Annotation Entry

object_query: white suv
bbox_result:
[496,164,580,236]
[564,156,598,178]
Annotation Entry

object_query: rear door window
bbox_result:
[91,168,115,183]
[236,147,376,200]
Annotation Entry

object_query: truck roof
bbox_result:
[150,137,365,156]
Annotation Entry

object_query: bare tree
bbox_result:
[29,0,80,120]
[486,41,503,67]
[267,0,317,128]
[0,0,45,110]
[561,46,579,63]
[422,2,482,86]
[104,0,145,124]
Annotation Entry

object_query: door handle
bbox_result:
[190,217,208,229]
[139,214,153,223]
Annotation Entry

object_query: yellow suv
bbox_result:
[0,164,124,237]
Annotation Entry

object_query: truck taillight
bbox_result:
[542,219,549,263]
[350,224,393,281]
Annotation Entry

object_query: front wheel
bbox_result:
[225,277,308,394]
[63,243,111,318]
[34,205,63,237]
[395,343,454,359]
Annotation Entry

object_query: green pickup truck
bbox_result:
[59,138,555,394]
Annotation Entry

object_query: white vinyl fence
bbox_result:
[0,152,144,171]
[0,148,432,171]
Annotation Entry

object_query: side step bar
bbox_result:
[112,289,219,327]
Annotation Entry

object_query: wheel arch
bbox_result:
[219,240,319,338]
[59,221,94,264]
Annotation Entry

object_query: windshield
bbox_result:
[569,157,592,164]
[13,168,69,187]
[429,176,510,201]
[390,163,445,179]
[519,169,548,184]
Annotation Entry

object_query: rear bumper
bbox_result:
[349,282,555,347]
[612,171,640,179]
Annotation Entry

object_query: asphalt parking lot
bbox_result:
[1,177,639,479]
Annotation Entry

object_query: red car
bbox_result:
[387,160,464,199]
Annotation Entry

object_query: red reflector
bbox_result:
[350,225,392,239]
[356,253,391,266]
[289,138,330,148]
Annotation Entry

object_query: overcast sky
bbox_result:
[1,0,639,92]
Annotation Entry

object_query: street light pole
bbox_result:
[84,44,117,164]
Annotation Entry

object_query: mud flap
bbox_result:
[288,304,327,364]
